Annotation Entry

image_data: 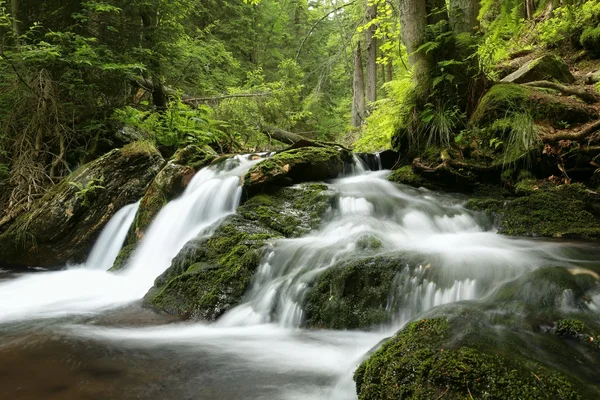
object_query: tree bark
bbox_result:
[10,0,19,38]
[365,2,378,103]
[525,0,534,20]
[260,126,306,145]
[448,0,480,33]
[352,41,366,127]
[399,0,431,104]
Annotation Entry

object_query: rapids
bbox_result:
[0,155,598,399]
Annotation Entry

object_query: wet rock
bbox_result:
[144,183,331,320]
[466,182,600,238]
[243,145,350,196]
[0,142,163,269]
[304,256,407,330]
[500,54,575,84]
[172,144,217,170]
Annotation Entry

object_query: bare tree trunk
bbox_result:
[10,0,19,37]
[400,0,431,104]
[525,0,534,19]
[448,0,480,33]
[365,2,378,103]
[352,42,366,128]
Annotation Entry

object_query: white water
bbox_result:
[86,201,140,271]
[0,156,260,323]
[0,159,595,400]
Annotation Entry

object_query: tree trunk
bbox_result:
[352,42,366,128]
[399,0,431,104]
[140,7,167,111]
[448,0,480,33]
[365,2,378,103]
[10,0,19,38]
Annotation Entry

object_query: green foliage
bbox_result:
[490,112,542,168]
[68,177,105,207]
[420,103,465,148]
[354,75,414,152]
[113,100,226,149]
[537,0,600,49]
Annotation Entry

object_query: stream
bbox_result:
[1,156,599,399]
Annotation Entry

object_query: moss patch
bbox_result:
[243,145,350,196]
[144,183,331,320]
[304,256,407,330]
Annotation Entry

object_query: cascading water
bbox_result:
[85,201,140,271]
[0,155,261,323]
[1,157,598,400]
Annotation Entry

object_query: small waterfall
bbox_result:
[86,202,140,271]
[220,171,569,329]
[0,155,260,323]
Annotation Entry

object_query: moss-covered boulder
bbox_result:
[0,142,163,269]
[144,183,331,320]
[466,182,600,238]
[172,144,217,170]
[500,54,575,84]
[304,256,406,330]
[243,145,350,196]
[126,162,195,244]
[471,84,597,128]
[355,312,600,400]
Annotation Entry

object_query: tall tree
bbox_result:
[352,41,366,127]
[399,0,430,103]
[449,0,480,33]
[365,1,378,103]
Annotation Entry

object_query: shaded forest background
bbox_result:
[1,0,599,210]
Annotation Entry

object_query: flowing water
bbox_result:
[0,156,599,399]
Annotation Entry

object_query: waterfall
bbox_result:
[0,155,260,323]
[86,201,140,271]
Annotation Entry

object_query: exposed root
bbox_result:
[542,120,600,143]
[523,80,600,104]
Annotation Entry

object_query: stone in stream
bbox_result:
[242,145,352,197]
[355,265,600,400]
[0,142,163,269]
[143,183,331,320]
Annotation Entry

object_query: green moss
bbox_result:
[109,244,136,272]
[243,145,349,195]
[556,319,587,339]
[471,84,596,129]
[304,256,405,330]
[144,183,331,320]
[120,141,160,158]
[499,183,600,238]
[355,316,588,400]
[172,144,217,170]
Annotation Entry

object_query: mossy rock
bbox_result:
[471,84,597,129]
[355,311,600,400]
[491,266,599,315]
[243,145,350,196]
[304,256,407,330]
[109,243,137,272]
[172,144,217,170]
[144,183,331,320]
[0,142,163,269]
[500,54,575,84]
[467,183,600,238]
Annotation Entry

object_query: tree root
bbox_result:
[523,80,600,104]
[541,120,600,143]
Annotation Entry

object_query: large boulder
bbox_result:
[243,145,351,196]
[355,266,600,399]
[500,54,575,84]
[471,84,597,128]
[144,183,330,320]
[466,182,600,238]
[0,142,164,269]
[304,255,407,330]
